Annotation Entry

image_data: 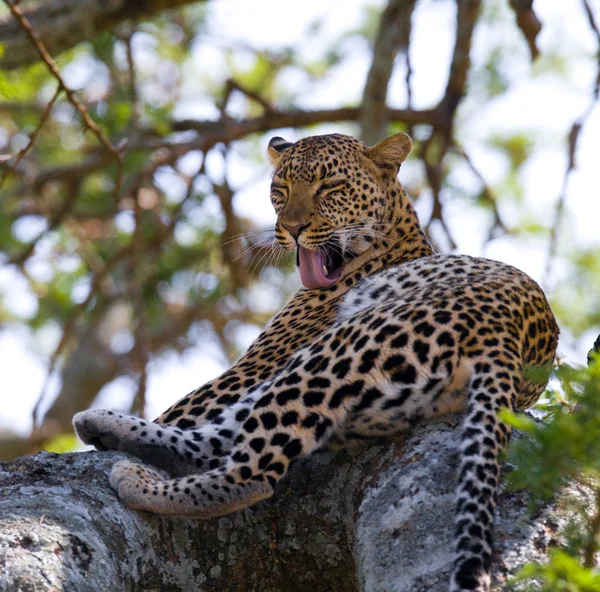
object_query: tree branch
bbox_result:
[169,106,440,138]
[508,0,542,60]
[0,0,211,70]
[1,417,590,591]
[3,0,124,200]
[544,0,600,288]
[12,107,439,193]
[0,85,62,193]
[439,0,482,126]
[360,0,417,145]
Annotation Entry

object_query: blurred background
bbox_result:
[0,0,598,460]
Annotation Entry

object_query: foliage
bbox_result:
[504,354,600,590]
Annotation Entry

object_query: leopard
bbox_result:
[73,132,558,592]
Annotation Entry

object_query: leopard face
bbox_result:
[267,133,412,289]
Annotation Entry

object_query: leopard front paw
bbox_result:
[110,460,165,512]
[73,409,126,451]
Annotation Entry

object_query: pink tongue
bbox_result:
[298,246,340,290]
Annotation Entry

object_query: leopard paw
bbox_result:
[73,409,135,451]
[110,460,165,512]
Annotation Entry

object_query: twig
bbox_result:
[123,28,140,129]
[0,86,61,193]
[221,78,276,115]
[582,0,600,99]
[3,0,124,201]
[9,181,80,267]
[543,0,600,288]
[415,0,482,252]
[424,179,458,251]
[31,246,133,427]
[451,141,507,240]
[126,158,209,417]
[129,188,149,418]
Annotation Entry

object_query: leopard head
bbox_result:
[267,132,412,290]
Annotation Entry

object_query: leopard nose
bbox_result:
[282,223,309,240]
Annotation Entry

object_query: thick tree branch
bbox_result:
[508,0,542,60]
[0,417,590,591]
[0,0,210,70]
[439,0,482,125]
[360,0,417,145]
[9,107,439,193]
[169,106,440,138]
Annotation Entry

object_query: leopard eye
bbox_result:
[315,182,345,198]
[270,184,288,198]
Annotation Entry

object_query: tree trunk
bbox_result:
[0,416,589,592]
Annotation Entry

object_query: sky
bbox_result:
[0,0,599,436]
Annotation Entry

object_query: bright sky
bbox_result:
[0,0,599,436]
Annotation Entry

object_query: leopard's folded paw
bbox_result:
[110,460,165,512]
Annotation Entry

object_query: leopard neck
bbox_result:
[303,183,434,304]
[342,182,433,270]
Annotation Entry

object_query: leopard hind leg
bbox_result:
[73,392,259,477]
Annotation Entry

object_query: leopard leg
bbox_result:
[108,305,463,517]
[73,391,260,475]
[108,460,273,517]
[449,363,520,592]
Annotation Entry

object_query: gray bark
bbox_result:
[0,416,590,592]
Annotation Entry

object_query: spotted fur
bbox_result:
[74,132,558,592]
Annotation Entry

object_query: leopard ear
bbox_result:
[365,132,412,177]
[267,136,293,166]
